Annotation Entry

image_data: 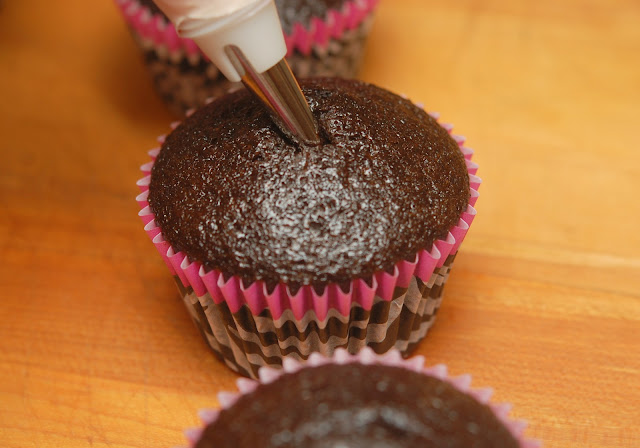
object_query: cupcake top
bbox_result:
[148,78,469,291]
[137,0,348,33]
[194,362,520,448]
[275,0,347,34]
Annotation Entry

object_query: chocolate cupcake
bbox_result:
[137,78,481,378]
[115,0,379,115]
[183,349,540,448]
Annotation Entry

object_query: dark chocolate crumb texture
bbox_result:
[194,363,519,448]
[148,78,470,290]
[275,0,347,34]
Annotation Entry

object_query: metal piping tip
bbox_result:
[226,45,321,146]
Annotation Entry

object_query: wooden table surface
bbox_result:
[1,0,639,446]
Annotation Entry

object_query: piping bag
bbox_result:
[153,0,320,145]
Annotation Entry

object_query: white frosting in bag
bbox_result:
[154,0,261,24]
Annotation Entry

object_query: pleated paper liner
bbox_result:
[137,113,480,379]
[180,348,541,448]
[114,0,379,114]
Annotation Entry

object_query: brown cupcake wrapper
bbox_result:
[139,51,239,116]
[178,254,456,379]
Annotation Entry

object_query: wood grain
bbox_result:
[1,0,638,447]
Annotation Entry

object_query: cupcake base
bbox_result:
[177,253,456,379]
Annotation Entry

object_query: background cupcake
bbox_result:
[115,0,379,115]
[184,348,540,448]
[136,78,480,378]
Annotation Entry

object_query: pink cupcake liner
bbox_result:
[180,348,541,448]
[175,257,455,378]
[137,113,479,321]
[115,0,379,60]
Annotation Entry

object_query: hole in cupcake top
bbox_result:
[194,363,519,448]
[148,78,470,291]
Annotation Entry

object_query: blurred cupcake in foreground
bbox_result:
[137,78,480,378]
[182,348,540,448]
[115,0,379,115]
